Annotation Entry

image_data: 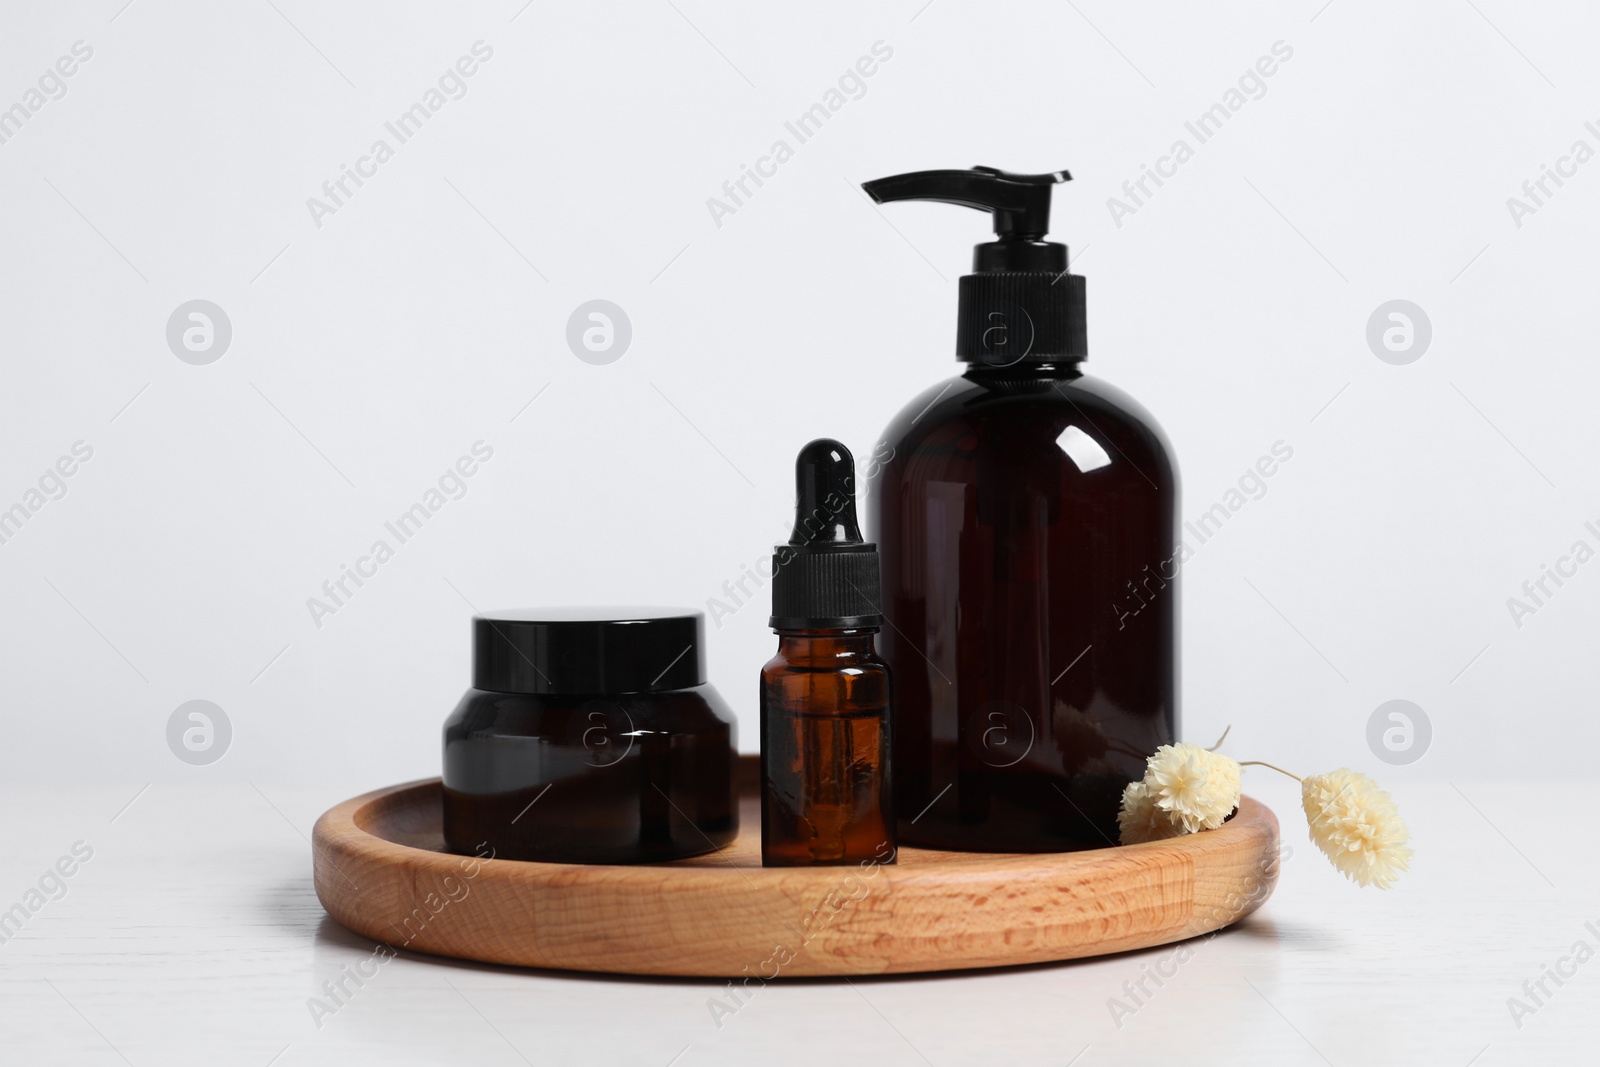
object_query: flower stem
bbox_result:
[1239,760,1303,782]
[1205,724,1232,752]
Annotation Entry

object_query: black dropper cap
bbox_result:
[769,439,884,631]
[861,165,1086,365]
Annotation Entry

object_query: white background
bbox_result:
[1,1,1594,1063]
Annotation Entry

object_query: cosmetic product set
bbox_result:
[319,165,1410,976]
[439,165,1176,868]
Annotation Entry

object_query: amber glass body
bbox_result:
[870,362,1179,852]
[760,630,897,867]
[442,685,738,864]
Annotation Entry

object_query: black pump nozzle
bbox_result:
[862,166,1069,236]
[862,166,1071,272]
[770,439,883,630]
[861,165,1086,364]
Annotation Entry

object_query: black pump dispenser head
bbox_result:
[862,166,1069,271]
[862,165,1086,365]
[769,439,883,631]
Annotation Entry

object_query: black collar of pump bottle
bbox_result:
[956,269,1088,365]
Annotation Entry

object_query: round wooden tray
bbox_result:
[313,759,1280,978]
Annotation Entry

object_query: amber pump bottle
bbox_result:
[862,166,1179,853]
[761,440,896,868]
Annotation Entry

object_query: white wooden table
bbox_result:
[1,777,1588,1065]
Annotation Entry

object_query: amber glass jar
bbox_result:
[442,608,738,864]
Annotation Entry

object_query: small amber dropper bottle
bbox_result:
[761,439,896,867]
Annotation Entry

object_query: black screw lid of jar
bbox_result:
[472,607,704,695]
[769,439,884,630]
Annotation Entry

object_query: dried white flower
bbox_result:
[1120,738,1415,892]
[1301,768,1412,889]
[1117,780,1184,844]
[1144,743,1242,833]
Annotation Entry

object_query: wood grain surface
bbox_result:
[313,758,1280,978]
